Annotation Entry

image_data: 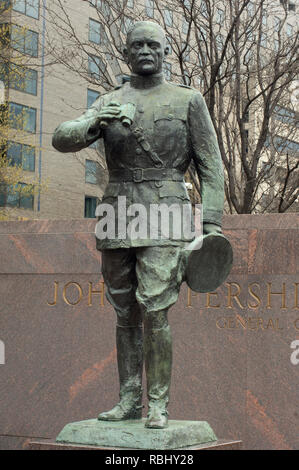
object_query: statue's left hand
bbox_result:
[203,223,222,235]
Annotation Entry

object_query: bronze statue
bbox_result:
[52,21,227,429]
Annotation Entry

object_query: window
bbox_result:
[91,0,111,17]
[182,71,191,86]
[200,27,207,42]
[274,106,298,126]
[11,24,38,57]
[183,0,191,8]
[266,135,299,153]
[89,18,102,45]
[166,36,172,54]
[7,141,35,170]
[145,0,154,18]
[85,159,99,184]
[216,34,224,51]
[87,89,100,109]
[248,27,254,42]
[199,0,208,18]
[243,102,249,123]
[9,102,36,132]
[163,8,173,27]
[198,52,202,67]
[244,130,249,154]
[121,16,133,34]
[0,182,34,209]
[260,31,267,48]
[91,0,101,7]
[88,55,105,79]
[197,76,204,89]
[182,18,189,35]
[182,42,190,62]
[164,61,172,81]
[5,64,37,95]
[0,0,10,12]
[286,23,293,37]
[277,137,299,153]
[216,8,224,24]
[247,2,255,17]
[262,10,267,27]
[13,0,39,19]
[85,196,98,218]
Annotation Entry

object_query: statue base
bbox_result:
[27,438,242,451]
[52,418,220,450]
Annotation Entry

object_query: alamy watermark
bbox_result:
[0,340,5,365]
[95,197,203,250]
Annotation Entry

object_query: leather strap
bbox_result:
[131,125,164,168]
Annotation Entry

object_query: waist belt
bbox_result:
[109,168,184,183]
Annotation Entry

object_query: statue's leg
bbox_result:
[143,310,172,429]
[98,249,143,421]
[135,246,185,428]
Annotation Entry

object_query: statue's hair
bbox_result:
[126,21,166,46]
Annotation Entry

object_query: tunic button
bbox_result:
[136,148,142,155]
[168,114,173,120]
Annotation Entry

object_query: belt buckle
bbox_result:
[133,168,143,183]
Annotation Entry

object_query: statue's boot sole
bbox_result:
[145,417,168,429]
[98,410,142,421]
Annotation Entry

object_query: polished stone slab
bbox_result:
[1,214,299,450]
[55,419,217,450]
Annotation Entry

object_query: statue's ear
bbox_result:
[164,45,170,57]
[123,47,129,63]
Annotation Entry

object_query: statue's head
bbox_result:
[123,21,169,76]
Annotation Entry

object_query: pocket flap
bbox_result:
[159,182,189,200]
[154,106,187,122]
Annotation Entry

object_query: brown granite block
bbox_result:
[0,219,97,235]
[0,436,33,450]
[248,230,298,275]
[0,216,298,451]
[222,213,299,230]
[0,233,101,274]
[223,230,249,275]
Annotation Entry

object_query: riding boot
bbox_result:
[98,325,143,421]
[144,324,172,429]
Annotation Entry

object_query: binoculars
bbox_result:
[100,103,136,129]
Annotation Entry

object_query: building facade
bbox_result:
[0,0,298,219]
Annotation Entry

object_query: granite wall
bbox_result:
[0,214,298,450]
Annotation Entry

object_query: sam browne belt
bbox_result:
[109,168,184,183]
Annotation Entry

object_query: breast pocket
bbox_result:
[153,106,187,138]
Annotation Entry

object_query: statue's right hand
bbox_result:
[93,101,122,129]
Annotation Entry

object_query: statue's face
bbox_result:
[125,25,168,75]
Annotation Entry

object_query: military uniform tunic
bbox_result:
[53,78,224,251]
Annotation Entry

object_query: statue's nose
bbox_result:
[140,44,150,54]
